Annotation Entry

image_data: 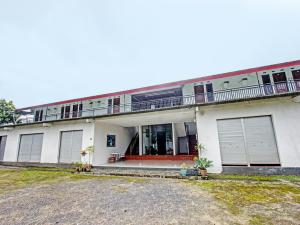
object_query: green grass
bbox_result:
[187,175,300,225]
[189,179,300,214]
[249,215,273,225]
[209,174,300,182]
[0,167,147,195]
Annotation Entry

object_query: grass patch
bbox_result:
[249,215,272,225]
[209,174,300,182]
[188,179,300,215]
[0,167,147,195]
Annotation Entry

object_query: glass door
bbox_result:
[273,72,288,93]
[262,74,273,95]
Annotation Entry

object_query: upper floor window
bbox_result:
[72,103,83,118]
[34,110,43,122]
[107,99,113,114]
[206,83,214,102]
[272,72,288,93]
[113,98,120,113]
[60,106,70,119]
[292,70,300,90]
[194,85,205,103]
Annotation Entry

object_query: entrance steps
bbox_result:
[92,167,183,179]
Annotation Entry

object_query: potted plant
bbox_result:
[73,162,83,173]
[80,145,94,172]
[193,157,213,178]
[180,163,189,176]
[195,143,206,156]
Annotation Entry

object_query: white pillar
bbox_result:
[138,125,143,156]
[172,123,176,155]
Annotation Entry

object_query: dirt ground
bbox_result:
[0,178,238,225]
[0,167,299,225]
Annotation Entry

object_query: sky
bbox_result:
[0,0,299,108]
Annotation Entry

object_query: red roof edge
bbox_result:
[17,59,300,111]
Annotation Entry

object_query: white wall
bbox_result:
[196,96,300,173]
[93,122,132,165]
[0,121,94,163]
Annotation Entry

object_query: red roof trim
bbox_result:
[17,59,300,110]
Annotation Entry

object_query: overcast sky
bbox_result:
[0,0,299,108]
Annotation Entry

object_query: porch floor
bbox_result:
[98,160,194,170]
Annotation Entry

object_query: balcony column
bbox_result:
[138,125,143,156]
[172,123,176,155]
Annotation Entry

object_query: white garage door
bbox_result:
[217,116,280,166]
[59,130,83,163]
[18,134,43,162]
[0,136,7,161]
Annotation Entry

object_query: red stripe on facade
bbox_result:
[18,59,300,110]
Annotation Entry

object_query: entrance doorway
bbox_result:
[142,124,173,155]
[157,131,166,155]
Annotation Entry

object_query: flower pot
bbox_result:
[85,164,92,172]
[180,169,187,177]
[199,168,208,177]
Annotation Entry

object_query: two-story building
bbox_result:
[1,60,300,173]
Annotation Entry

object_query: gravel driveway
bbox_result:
[0,177,235,225]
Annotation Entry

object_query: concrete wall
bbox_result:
[93,122,132,165]
[196,96,300,173]
[0,121,94,163]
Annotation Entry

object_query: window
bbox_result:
[194,85,205,103]
[113,98,120,113]
[79,103,83,117]
[107,99,113,114]
[72,103,83,118]
[292,70,300,90]
[61,107,65,119]
[206,83,214,102]
[72,104,78,118]
[107,135,116,147]
[65,106,71,118]
[34,110,43,122]
[261,74,273,95]
[273,72,288,93]
[292,70,300,80]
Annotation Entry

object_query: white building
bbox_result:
[1,60,300,174]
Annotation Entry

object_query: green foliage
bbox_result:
[195,143,206,156]
[0,99,17,124]
[193,157,213,169]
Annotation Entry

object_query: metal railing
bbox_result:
[2,80,300,126]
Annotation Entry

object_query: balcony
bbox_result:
[3,80,300,126]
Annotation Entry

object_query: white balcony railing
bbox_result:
[2,80,300,126]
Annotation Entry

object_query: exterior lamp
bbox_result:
[242,78,248,86]
[223,81,229,89]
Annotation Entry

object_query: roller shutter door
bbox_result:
[59,130,83,163]
[217,119,248,165]
[0,136,7,161]
[217,116,280,166]
[18,134,43,162]
[243,117,280,164]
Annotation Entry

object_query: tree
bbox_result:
[0,99,17,124]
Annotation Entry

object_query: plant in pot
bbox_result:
[73,162,83,173]
[193,157,213,178]
[195,143,206,156]
[180,163,189,176]
[81,145,95,172]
